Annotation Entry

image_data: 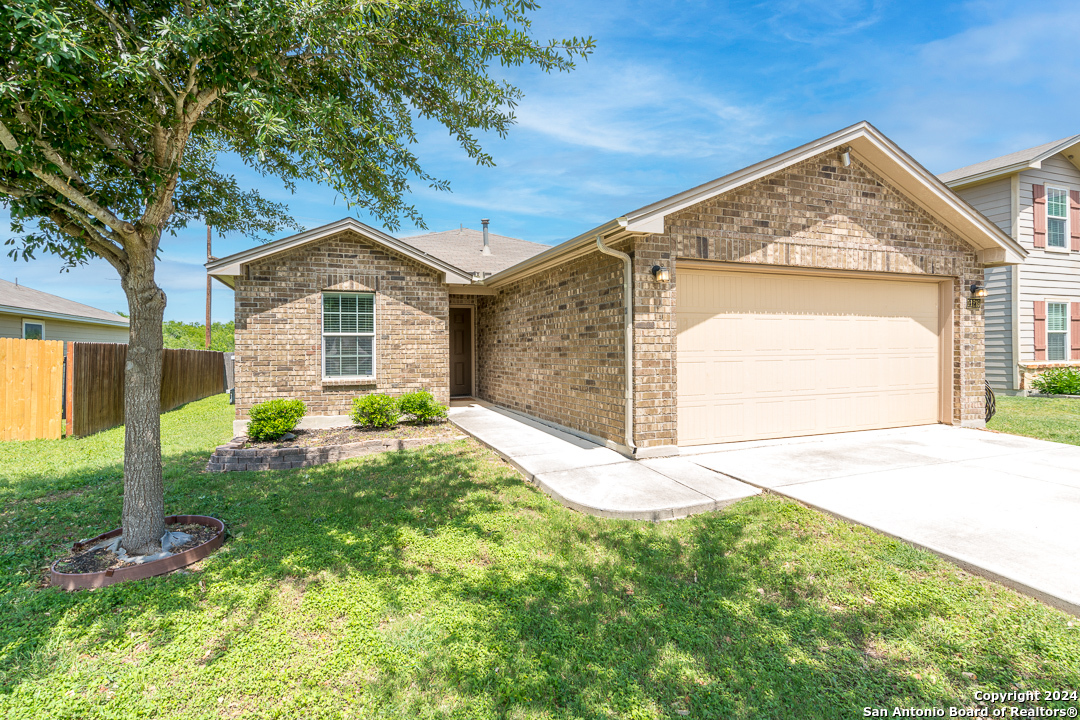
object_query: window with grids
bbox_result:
[323,293,375,378]
[1047,302,1068,361]
[1047,187,1068,248]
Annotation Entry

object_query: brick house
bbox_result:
[207,122,1026,457]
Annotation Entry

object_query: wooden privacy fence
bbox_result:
[67,343,226,437]
[0,338,225,441]
[0,338,65,441]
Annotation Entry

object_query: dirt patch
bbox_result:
[54,523,219,574]
[242,422,457,449]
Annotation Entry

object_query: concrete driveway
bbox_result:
[686,424,1080,615]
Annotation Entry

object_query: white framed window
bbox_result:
[1047,301,1068,361]
[1046,186,1068,249]
[22,320,43,340]
[322,293,375,379]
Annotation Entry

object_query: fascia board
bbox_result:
[205,218,474,285]
[944,135,1080,188]
[944,163,1031,190]
[621,121,1025,265]
[849,133,1026,262]
[482,219,626,288]
[622,122,875,233]
[0,304,129,327]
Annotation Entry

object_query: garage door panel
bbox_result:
[677,359,709,398]
[677,268,941,445]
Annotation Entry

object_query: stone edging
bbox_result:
[205,434,467,472]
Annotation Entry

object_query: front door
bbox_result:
[449,307,473,396]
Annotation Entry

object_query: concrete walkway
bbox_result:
[447,400,759,520]
[688,424,1080,616]
[451,401,1080,615]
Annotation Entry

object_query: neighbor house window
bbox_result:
[1047,302,1068,361]
[1047,187,1068,249]
[22,321,43,340]
[322,293,375,378]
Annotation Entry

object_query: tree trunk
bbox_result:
[119,242,168,555]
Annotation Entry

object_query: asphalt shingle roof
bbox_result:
[0,278,128,325]
[939,135,1080,184]
[398,227,549,276]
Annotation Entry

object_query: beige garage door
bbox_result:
[677,267,941,445]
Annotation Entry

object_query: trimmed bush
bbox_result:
[399,390,448,423]
[1031,367,1080,396]
[351,393,400,428]
[247,399,307,441]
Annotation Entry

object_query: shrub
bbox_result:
[1031,367,1080,396]
[399,390,448,423]
[351,393,400,428]
[247,398,307,441]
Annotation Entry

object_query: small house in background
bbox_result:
[0,278,129,343]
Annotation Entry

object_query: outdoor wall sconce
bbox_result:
[967,280,986,309]
[652,265,671,282]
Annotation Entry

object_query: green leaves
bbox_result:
[1,0,594,261]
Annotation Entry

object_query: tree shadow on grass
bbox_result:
[1,439,1078,719]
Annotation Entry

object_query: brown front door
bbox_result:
[449,307,473,397]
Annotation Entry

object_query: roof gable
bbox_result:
[207,218,475,287]
[483,122,1026,286]
[619,122,1024,264]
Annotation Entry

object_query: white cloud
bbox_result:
[763,0,887,44]
[511,58,776,160]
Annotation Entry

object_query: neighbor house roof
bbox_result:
[939,135,1080,187]
[398,228,548,276]
[0,278,129,327]
[206,218,475,287]
[483,121,1028,288]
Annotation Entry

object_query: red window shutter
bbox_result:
[1072,302,1080,360]
[1033,300,1047,361]
[1032,184,1046,248]
[1070,190,1080,251]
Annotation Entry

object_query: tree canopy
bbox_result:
[162,320,234,352]
[1,0,593,268]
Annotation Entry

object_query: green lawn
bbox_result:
[988,395,1080,446]
[1,395,1078,719]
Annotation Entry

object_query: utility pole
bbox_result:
[205,226,212,350]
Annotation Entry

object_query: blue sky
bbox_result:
[3,0,1079,322]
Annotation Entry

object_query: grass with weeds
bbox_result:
[988,395,1080,446]
[0,394,1078,719]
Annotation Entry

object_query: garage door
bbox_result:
[677,267,942,445]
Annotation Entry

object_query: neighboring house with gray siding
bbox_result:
[0,278,129,343]
[941,136,1080,392]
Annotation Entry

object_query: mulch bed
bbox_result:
[53,523,219,574]
[242,422,458,449]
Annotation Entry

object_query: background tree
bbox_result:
[0,0,592,555]
[162,320,234,352]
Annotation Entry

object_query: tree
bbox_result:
[163,320,234,352]
[1,0,592,555]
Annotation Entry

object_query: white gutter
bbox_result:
[0,304,129,328]
[482,218,625,288]
[594,234,636,453]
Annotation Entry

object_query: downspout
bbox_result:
[595,234,637,454]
